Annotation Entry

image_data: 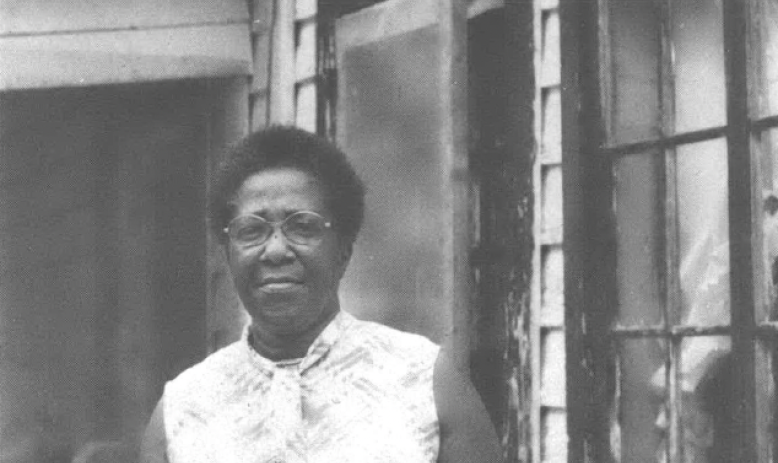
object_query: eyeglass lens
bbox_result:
[228,212,329,246]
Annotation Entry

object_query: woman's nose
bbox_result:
[259,229,295,263]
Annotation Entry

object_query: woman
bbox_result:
[141,126,501,463]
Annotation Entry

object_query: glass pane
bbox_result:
[540,9,560,88]
[336,14,449,342]
[672,0,726,133]
[541,87,562,164]
[295,0,317,19]
[757,0,778,117]
[295,82,316,133]
[295,20,317,81]
[605,0,661,144]
[755,340,777,462]
[540,329,566,407]
[676,139,731,326]
[614,151,665,326]
[758,128,778,323]
[542,408,568,463]
[677,336,733,463]
[541,165,563,241]
[614,339,667,463]
[541,246,564,327]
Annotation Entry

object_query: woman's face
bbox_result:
[226,167,350,338]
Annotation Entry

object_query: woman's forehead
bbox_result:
[231,167,328,216]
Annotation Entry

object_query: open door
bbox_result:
[335,0,457,345]
[332,1,534,457]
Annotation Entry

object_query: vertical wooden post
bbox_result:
[439,0,470,372]
[560,0,614,462]
[269,0,296,124]
[723,0,758,461]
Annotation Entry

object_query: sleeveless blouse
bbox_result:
[163,311,440,463]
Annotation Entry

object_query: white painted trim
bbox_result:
[0,24,252,90]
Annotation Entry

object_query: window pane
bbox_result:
[676,139,730,326]
[614,339,667,463]
[755,340,777,462]
[605,0,661,144]
[672,0,726,133]
[758,128,778,323]
[541,246,564,327]
[295,82,316,133]
[614,151,665,326]
[542,408,568,463]
[541,9,560,88]
[542,165,563,242]
[336,18,450,342]
[756,0,778,117]
[677,336,733,463]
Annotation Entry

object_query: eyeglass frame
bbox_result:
[222,210,334,248]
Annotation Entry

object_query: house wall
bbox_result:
[0,0,251,90]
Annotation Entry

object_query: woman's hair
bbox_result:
[207,126,365,245]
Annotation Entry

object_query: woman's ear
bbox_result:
[221,239,234,265]
[337,240,354,275]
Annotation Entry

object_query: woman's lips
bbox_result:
[261,281,301,290]
[258,278,304,292]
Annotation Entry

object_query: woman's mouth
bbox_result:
[258,277,304,292]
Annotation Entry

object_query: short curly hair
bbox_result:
[208,126,365,245]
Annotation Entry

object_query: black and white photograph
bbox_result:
[0,0,776,462]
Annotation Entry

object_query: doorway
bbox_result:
[0,79,224,462]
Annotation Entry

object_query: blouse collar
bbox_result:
[242,310,355,376]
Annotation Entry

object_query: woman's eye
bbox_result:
[286,217,322,237]
[236,224,267,241]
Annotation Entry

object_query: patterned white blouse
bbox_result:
[163,311,440,463]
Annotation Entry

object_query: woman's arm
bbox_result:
[433,350,502,463]
[140,398,168,463]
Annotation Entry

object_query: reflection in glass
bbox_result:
[672,0,725,133]
[613,339,666,463]
[676,139,730,326]
[614,152,664,326]
[675,337,732,463]
[646,337,732,463]
[758,128,778,322]
[755,341,777,462]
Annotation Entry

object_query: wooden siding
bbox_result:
[0,0,251,90]
[0,0,246,34]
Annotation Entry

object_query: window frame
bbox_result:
[560,0,778,461]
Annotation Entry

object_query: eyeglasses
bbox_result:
[224,211,333,247]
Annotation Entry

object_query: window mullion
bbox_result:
[723,0,758,462]
[658,0,683,461]
[560,0,614,462]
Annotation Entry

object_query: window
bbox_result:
[561,0,778,462]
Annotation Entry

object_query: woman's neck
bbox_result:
[248,304,339,361]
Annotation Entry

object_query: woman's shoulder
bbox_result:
[164,340,251,401]
[344,316,440,363]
